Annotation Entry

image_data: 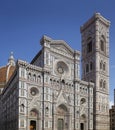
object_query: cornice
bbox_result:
[80,13,110,33]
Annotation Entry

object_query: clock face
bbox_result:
[57,66,64,74]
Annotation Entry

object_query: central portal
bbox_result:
[80,114,86,130]
[30,120,36,130]
[80,123,84,130]
[58,118,64,130]
[56,104,69,130]
[29,109,39,130]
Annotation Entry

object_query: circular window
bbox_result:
[30,87,39,96]
[80,98,86,104]
[56,61,69,75]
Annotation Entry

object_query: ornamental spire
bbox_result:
[8,52,15,66]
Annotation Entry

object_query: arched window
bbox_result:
[100,79,103,88]
[100,61,102,69]
[33,74,36,81]
[100,40,104,51]
[103,62,106,71]
[87,37,92,53]
[28,73,31,80]
[90,61,93,71]
[87,41,92,53]
[86,64,89,73]
[37,75,41,83]
[100,35,106,52]
[103,81,106,89]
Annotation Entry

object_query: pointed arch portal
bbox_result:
[29,109,39,130]
[56,104,69,130]
[80,114,86,130]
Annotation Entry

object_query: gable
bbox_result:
[50,40,74,57]
[31,35,80,66]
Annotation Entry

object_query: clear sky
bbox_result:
[0,0,115,104]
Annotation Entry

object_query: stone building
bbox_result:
[81,13,110,130]
[0,13,110,130]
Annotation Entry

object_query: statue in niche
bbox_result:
[45,106,49,115]
[20,104,24,112]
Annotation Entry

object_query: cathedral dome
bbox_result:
[0,52,16,89]
[0,66,15,84]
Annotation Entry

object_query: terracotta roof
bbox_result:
[0,65,15,88]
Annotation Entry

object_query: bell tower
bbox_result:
[81,13,110,130]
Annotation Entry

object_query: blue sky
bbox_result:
[0,0,115,104]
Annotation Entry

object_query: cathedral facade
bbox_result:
[0,13,110,130]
